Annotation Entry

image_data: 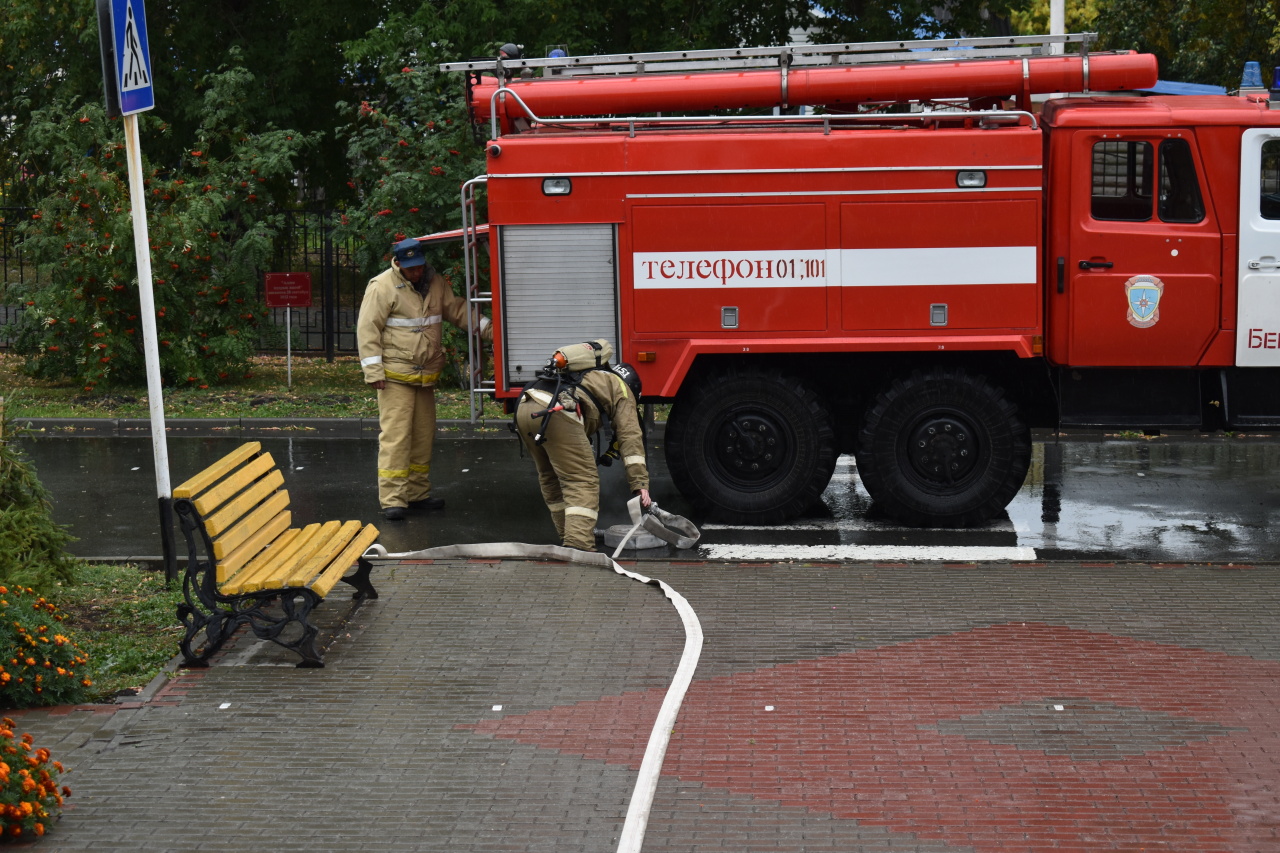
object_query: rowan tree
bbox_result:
[12,59,315,389]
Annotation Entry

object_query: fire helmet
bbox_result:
[612,362,642,400]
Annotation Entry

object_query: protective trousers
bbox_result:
[377,381,436,508]
[515,401,600,551]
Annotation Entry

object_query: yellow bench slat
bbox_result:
[286,520,363,587]
[310,524,381,598]
[205,469,285,537]
[212,490,291,559]
[276,520,346,587]
[174,441,262,499]
[216,513,294,585]
[236,522,335,593]
[192,452,278,517]
[221,525,318,594]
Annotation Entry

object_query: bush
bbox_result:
[0,717,69,842]
[0,586,91,709]
[0,409,77,591]
[13,51,315,390]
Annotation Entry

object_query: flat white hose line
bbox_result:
[364,522,703,853]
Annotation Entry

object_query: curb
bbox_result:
[11,417,520,439]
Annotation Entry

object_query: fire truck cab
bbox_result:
[441,35,1280,527]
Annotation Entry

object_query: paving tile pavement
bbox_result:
[6,558,1280,852]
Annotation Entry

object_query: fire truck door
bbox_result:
[1236,128,1280,366]
[1052,131,1220,366]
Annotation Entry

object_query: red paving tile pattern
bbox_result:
[465,622,1280,852]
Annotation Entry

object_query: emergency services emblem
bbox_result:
[1125,275,1163,328]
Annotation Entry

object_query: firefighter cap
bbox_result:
[392,238,427,268]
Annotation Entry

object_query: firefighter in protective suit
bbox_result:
[357,238,491,520]
[515,356,651,551]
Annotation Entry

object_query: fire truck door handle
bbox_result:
[1078,259,1114,270]
[1056,257,1065,293]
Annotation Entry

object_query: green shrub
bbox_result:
[0,586,91,709]
[0,410,77,591]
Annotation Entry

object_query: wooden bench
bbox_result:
[173,441,380,668]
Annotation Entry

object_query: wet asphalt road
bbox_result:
[15,427,1280,564]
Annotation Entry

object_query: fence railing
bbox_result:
[0,207,368,357]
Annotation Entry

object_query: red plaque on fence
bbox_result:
[264,272,313,308]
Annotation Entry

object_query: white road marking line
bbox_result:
[701,544,1037,561]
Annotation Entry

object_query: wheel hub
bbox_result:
[906,415,978,485]
[715,414,786,481]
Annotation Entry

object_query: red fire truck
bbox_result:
[438,34,1280,527]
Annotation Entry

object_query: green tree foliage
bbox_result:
[1009,0,1100,34]
[0,0,388,205]
[811,0,1018,43]
[338,24,478,276]
[1096,0,1280,89]
[13,59,316,389]
[0,0,103,200]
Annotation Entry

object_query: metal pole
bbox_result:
[323,218,336,363]
[1050,0,1065,54]
[286,305,293,388]
[122,113,176,582]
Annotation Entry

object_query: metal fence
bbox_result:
[0,207,47,346]
[0,207,368,357]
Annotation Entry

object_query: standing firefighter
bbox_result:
[357,238,490,521]
[515,341,651,550]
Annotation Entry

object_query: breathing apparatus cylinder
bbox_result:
[547,339,613,373]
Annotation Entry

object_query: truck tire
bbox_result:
[857,368,1030,527]
[665,368,837,523]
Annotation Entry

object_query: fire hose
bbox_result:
[363,497,701,853]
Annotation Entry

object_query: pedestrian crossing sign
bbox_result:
[106,0,154,115]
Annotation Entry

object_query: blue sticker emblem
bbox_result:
[1125,275,1163,328]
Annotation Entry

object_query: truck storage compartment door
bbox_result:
[839,200,1040,331]
[1052,131,1220,366]
[1236,128,1280,367]
[630,204,828,332]
[499,224,619,387]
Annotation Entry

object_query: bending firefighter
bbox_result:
[357,238,491,521]
[515,341,650,550]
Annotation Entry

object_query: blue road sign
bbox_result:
[109,0,154,115]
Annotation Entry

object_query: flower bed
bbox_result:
[0,718,68,842]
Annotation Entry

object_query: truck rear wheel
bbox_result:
[665,368,837,523]
[856,368,1030,527]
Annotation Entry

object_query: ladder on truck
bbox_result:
[442,33,1108,139]
[442,32,1098,79]
[461,177,490,422]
